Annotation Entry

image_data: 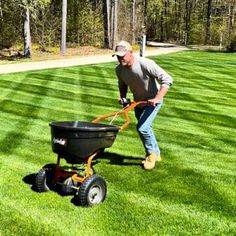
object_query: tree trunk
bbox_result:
[184,0,193,45]
[228,1,235,39]
[111,0,118,49]
[143,0,147,27]
[131,0,136,45]
[204,0,212,45]
[103,0,111,48]
[160,9,164,41]
[175,0,181,41]
[164,0,168,41]
[0,0,3,47]
[23,6,32,58]
[0,0,3,20]
[60,0,67,54]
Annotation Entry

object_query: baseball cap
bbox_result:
[112,41,132,57]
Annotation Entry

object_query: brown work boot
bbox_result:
[142,153,161,170]
[142,154,161,164]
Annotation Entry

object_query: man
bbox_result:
[113,40,173,170]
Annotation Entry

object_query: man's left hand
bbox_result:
[147,98,160,106]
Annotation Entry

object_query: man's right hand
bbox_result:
[118,98,131,107]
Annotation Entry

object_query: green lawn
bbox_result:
[0,51,235,235]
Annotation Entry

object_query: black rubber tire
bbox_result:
[35,164,56,192]
[77,174,107,206]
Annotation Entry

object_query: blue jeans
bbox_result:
[135,101,163,156]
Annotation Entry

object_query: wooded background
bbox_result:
[0,0,235,57]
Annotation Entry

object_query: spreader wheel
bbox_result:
[77,174,107,206]
[35,164,56,192]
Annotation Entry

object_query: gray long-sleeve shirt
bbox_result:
[116,55,173,101]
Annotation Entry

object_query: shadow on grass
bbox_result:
[22,173,38,192]
[22,170,83,205]
[22,172,83,207]
[23,173,36,185]
[97,151,143,166]
[22,151,142,207]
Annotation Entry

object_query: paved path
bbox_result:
[0,46,188,74]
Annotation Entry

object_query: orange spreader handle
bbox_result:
[92,101,147,130]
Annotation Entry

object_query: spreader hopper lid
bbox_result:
[50,121,120,132]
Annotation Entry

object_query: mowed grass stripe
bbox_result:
[0,51,235,235]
